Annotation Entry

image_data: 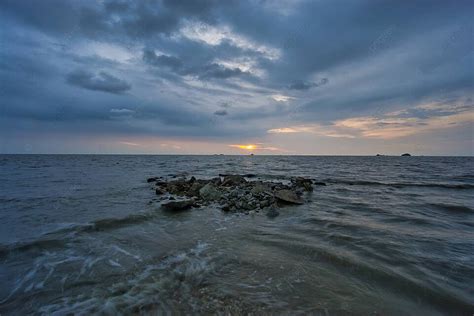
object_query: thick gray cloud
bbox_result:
[0,0,472,154]
[143,50,183,71]
[214,109,228,116]
[142,49,250,80]
[66,70,131,94]
[288,78,329,90]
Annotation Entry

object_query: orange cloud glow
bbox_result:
[267,100,473,140]
[229,144,281,151]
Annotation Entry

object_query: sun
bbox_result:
[229,144,258,151]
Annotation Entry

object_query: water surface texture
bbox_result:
[0,155,473,315]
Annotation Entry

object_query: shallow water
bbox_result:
[0,155,473,315]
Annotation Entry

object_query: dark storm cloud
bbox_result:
[143,50,183,71]
[142,49,250,80]
[66,70,131,94]
[288,78,329,90]
[0,0,80,35]
[219,102,231,108]
[0,0,220,39]
[0,0,473,154]
[193,63,247,80]
[214,109,228,116]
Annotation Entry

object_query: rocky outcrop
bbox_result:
[148,174,320,215]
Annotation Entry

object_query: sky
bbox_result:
[0,0,473,155]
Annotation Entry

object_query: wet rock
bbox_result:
[274,189,304,204]
[292,177,313,191]
[187,182,204,197]
[313,181,326,186]
[162,199,195,212]
[222,175,246,186]
[210,177,222,186]
[155,180,167,187]
[147,174,310,216]
[166,179,189,195]
[199,183,222,201]
[250,182,269,194]
[147,177,158,183]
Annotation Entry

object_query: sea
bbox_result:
[0,155,473,315]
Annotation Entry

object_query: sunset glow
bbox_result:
[229,144,258,150]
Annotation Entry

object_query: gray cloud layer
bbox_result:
[0,0,472,154]
[66,70,131,94]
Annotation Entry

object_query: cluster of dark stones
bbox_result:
[147,174,325,217]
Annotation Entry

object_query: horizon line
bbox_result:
[0,153,472,157]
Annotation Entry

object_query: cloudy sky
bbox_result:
[0,0,472,155]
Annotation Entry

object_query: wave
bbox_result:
[89,211,156,231]
[429,203,473,213]
[250,236,474,314]
[0,211,159,258]
[216,174,474,189]
[322,179,474,189]
[0,238,67,258]
[33,242,214,315]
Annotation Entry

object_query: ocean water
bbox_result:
[0,155,473,315]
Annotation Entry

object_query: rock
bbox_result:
[155,181,167,187]
[228,188,245,199]
[401,153,412,156]
[187,182,203,197]
[222,175,247,186]
[292,177,313,191]
[147,174,311,216]
[166,179,189,195]
[162,199,195,212]
[313,181,326,186]
[199,183,222,201]
[210,177,222,186]
[147,177,158,183]
[250,182,268,194]
[259,198,272,208]
[274,189,304,204]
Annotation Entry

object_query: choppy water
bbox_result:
[0,155,473,315]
